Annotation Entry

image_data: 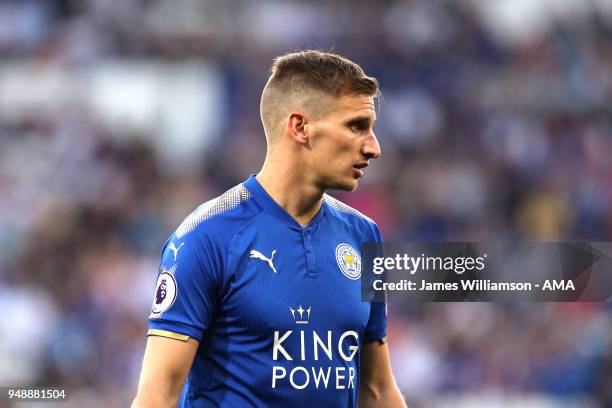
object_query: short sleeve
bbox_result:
[364,222,387,343]
[364,302,387,343]
[147,233,220,342]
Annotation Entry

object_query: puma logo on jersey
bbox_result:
[168,242,185,262]
[250,249,277,273]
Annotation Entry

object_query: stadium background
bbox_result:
[0,0,611,407]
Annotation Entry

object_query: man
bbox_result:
[132,50,406,407]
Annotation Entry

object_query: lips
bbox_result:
[352,162,368,178]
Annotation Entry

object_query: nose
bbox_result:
[362,131,381,159]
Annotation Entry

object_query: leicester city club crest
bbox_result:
[336,243,361,280]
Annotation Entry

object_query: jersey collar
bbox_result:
[244,174,326,230]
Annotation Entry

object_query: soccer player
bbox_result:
[132,50,406,407]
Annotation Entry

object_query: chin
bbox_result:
[327,178,359,192]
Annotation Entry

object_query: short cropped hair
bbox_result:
[260,50,379,142]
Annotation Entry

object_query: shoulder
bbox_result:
[175,182,259,242]
[323,193,381,240]
[324,193,376,225]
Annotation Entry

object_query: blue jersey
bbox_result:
[147,175,386,407]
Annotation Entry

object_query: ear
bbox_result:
[287,112,309,145]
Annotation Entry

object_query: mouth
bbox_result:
[352,162,368,178]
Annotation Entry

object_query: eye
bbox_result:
[349,122,368,132]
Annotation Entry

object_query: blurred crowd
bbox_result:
[0,0,611,407]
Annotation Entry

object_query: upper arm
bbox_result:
[132,335,199,407]
[359,341,407,407]
[359,340,395,393]
[148,234,221,341]
[134,231,222,406]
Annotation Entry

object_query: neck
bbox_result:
[256,152,324,228]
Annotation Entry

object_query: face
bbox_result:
[305,94,381,191]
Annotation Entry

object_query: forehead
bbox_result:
[329,94,376,119]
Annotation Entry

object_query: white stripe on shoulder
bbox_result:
[323,194,375,224]
[176,184,252,239]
